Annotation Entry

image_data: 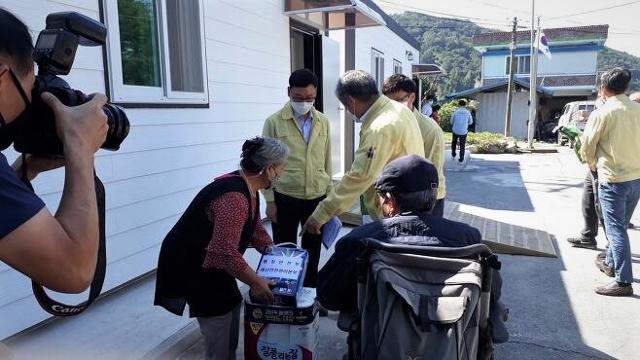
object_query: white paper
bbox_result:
[322,216,342,249]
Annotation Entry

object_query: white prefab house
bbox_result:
[0,0,419,339]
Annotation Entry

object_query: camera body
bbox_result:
[0,12,129,156]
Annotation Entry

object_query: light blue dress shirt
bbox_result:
[451,107,473,135]
[296,112,313,143]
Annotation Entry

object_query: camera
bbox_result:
[0,12,129,155]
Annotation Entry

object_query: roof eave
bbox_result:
[474,38,607,50]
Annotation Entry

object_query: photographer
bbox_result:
[0,9,108,293]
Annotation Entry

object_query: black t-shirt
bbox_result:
[0,153,45,239]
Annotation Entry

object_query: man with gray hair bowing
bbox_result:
[302,70,424,235]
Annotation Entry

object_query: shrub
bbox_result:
[438,98,475,133]
[437,100,459,133]
[445,132,515,154]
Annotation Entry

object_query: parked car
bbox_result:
[557,101,596,145]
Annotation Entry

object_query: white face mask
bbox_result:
[291,101,314,116]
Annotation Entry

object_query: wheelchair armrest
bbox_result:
[337,311,358,332]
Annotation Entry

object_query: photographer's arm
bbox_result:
[0,93,107,293]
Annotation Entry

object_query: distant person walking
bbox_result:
[451,99,474,163]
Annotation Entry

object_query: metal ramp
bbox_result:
[338,201,557,258]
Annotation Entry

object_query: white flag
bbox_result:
[535,31,552,60]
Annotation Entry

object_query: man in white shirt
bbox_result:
[450,99,474,163]
[421,95,434,117]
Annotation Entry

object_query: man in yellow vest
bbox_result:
[382,74,447,217]
[303,70,424,235]
[262,69,332,287]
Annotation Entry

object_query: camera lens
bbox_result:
[101,104,129,151]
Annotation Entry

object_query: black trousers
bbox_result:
[432,198,445,218]
[272,192,325,288]
[581,171,602,241]
[451,133,467,161]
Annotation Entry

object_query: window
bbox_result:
[105,0,208,104]
[371,48,384,90]
[393,59,402,75]
[505,55,531,75]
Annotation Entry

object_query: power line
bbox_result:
[557,17,640,34]
[547,0,640,19]
[377,0,511,25]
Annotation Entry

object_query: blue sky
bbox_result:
[378,0,640,58]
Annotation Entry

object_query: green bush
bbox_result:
[467,132,505,145]
[444,132,514,154]
[437,100,459,133]
[438,99,476,133]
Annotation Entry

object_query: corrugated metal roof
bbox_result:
[473,24,609,47]
[445,78,553,99]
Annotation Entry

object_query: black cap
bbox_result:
[374,155,438,194]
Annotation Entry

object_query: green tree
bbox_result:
[597,48,640,91]
[118,0,161,87]
[393,12,640,95]
[393,12,482,98]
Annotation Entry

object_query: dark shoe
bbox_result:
[629,222,635,229]
[318,305,329,317]
[594,257,614,277]
[595,282,633,296]
[567,237,597,249]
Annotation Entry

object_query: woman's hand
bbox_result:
[250,277,276,304]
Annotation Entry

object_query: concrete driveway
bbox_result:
[445,148,639,360]
[177,147,639,359]
[6,147,639,360]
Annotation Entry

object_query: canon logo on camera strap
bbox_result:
[28,174,107,317]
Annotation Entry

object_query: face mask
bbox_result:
[0,69,31,148]
[291,101,314,116]
[260,167,280,190]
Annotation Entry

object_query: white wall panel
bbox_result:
[0,0,291,338]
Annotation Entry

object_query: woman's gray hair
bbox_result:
[335,70,379,105]
[240,136,289,173]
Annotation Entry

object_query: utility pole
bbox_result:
[527,0,536,148]
[504,17,518,137]
[528,16,541,149]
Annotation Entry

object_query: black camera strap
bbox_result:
[22,162,107,316]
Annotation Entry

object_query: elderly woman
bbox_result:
[154,137,289,360]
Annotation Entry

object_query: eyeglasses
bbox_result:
[290,95,316,102]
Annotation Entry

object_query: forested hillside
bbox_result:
[392,12,640,96]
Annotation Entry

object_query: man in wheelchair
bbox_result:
[317,155,508,353]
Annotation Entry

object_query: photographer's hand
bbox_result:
[0,92,110,293]
[12,154,65,181]
[42,92,108,154]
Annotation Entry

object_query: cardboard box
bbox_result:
[244,288,319,360]
[256,247,308,307]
